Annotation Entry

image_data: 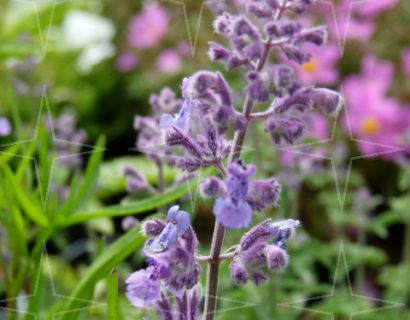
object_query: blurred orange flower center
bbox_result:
[362,116,380,135]
[302,58,318,73]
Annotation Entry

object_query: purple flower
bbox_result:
[0,117,12,136]
[265,116,306,146]
[128,3,169,48]
[146,205,191,252]
[126,267,161,307]
[116,52,139,72]
[229,218,300,285]
[212,161,256,228]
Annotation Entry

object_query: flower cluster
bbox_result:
[159,72,243,172]
[126,206,201,314]
[125,0,343,318]
[200,160,281,228]
[230,218,300,285]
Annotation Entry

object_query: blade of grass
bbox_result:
[57,173,202,227]
[54,226,145,320]
[4,166,48,227]
[107,268,122,320]
[55,136,106,219]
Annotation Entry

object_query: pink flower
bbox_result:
[401,47,410,76]
[156,49,181,74]
[343,55,409,160]
[355,0,400,18]
[284,42,340,85]
[116,52,139,72]
[128,4,169,49]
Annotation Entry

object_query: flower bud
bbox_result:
[229,258,249,285]
[264,245,288,270]
[199,176,227,198]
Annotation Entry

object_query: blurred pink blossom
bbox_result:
[343,55,409,160]
[284,43,340,85]
[355,0,400,18]
[156,49,181,74]
[128,4,169,48]
[401,47,410,76]
[116,52,139,72]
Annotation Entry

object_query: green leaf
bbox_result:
[56,226,146,320]
[0,143,21,167]
[55,136,106,219]
[57,168,210,227]
[4,166,48,227]
[106,268,121,320]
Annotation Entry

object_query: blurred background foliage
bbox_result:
[0,0,409,319]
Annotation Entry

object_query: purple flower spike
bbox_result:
[125,267,161,307]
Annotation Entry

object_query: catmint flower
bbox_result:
[126,206,201,309]
[126,266,162,307]
[213,160,255,228]
[146,205,191,252]
[229,219,300,285]
[160,72,239,171]
[0,117,12,136]
[205,160,282,227]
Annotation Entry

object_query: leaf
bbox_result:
[0,143,21,167]
[3,166,48,227]
[56,226,146,320]
[57,169,209,227]
[107,268,122,320]
[55,136,106,219]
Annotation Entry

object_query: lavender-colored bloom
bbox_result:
[126,267,161,307]
[0,117,12,136]
[146,205,191,252]
[303,87,343,116]
[213,161,256,228]
[229,218,300,285]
